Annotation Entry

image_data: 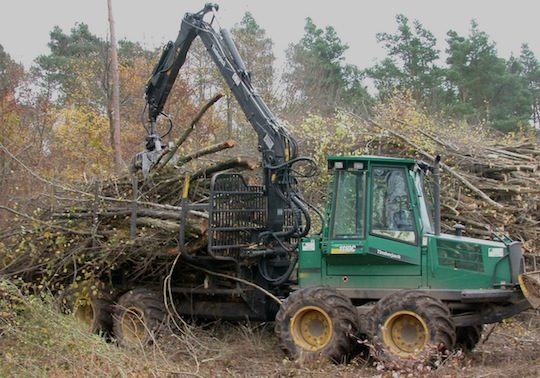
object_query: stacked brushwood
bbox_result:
[358,111,539,256]
[292,99,538,257]
[0,94,258,293]
[0,95,538,295]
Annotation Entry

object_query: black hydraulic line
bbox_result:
[258,255,298,286]
[304,199,325,235]
[290,195,311,239]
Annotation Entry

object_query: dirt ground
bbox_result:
[1,301,538,377]
[183,311,540,378]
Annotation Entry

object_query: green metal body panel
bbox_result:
[298,237,323,287]
[327,155,417,165]
[298,155,516,300]
[426,234,511,290]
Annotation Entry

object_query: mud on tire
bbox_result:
[368,290,456,364]
[113,288,167,347]
[275,286,360,363]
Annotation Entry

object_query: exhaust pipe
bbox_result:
[433,155,441,235]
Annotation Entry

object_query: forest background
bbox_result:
[1,2,539,376]
[1,1,539,195]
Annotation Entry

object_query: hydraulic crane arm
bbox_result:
[145,6,205,132]
[145,4,294,170]
[143,4,314,247]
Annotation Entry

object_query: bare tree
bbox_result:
[107,0,123,173]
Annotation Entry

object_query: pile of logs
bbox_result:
[361,113,539,255]
[0,96,538,293]
[0,94,259,291]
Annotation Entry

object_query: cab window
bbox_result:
[331,170,365,239]
[371,167,417,243]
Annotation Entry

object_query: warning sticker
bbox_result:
[330,245,356,254]
[488,247,504,257]
[302,240,316,252]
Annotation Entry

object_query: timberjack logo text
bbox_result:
[376,249,402,260]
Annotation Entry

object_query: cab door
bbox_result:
[364,166,422,277]
[324,168,368,276]
[323,164,423,289]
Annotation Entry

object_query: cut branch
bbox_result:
[191,158,259,180]
[156,93,224,170]
[367,118,504,209]
[176,139,236,167]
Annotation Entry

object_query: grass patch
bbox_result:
[1,279,539,377]
[0,280,197,376]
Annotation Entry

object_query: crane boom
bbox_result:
[142,4,314,269]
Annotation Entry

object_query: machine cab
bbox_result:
[299,156,434,291]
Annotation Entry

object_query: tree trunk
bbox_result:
[107,0,123,174]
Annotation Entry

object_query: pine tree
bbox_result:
[517,44,540,128]
[446,21,531,131]
[231,12,275,104]
[283,18,371,116]
[366,14,443,106]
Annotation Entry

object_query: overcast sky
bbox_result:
[1,0,539,71]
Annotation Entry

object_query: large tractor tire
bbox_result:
[368,290,456,364]
[74,297,114,335]
[60,289,113,335]
[113,288,167,347]
[455,325,483,351]
[275,286,360,363]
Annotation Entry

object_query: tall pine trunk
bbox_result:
[107,0,123,174]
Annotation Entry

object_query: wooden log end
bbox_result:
[224,139,236,148]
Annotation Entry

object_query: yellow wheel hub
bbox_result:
[74,300,94,329]
[383,310,429,357]
[121,307,147,343]
[290,306,333,351]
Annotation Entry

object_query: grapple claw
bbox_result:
[519,271,540,309]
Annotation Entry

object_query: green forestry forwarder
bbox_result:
[79,4,540,365]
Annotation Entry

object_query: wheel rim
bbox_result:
[290,306,333,351]
[383,310,429,357]
[120,307,147,343]
[74,300,94,329]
